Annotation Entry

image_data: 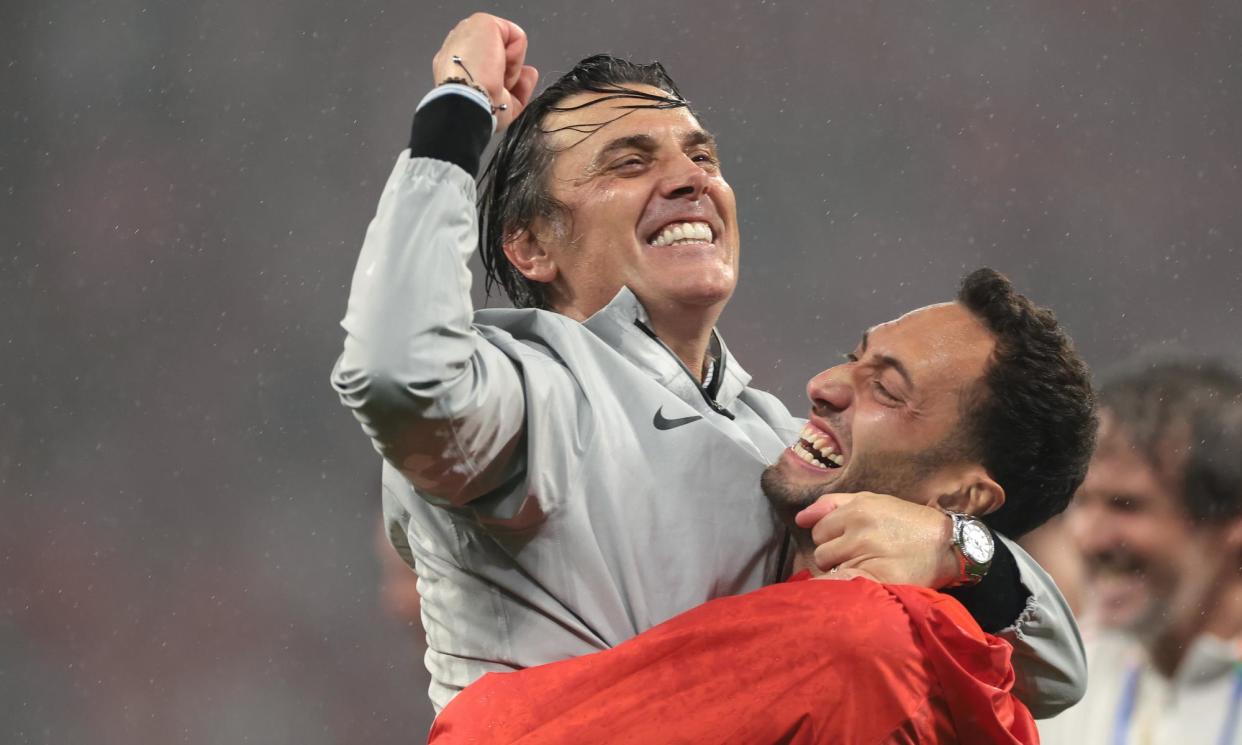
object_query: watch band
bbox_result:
[945,511,993,587]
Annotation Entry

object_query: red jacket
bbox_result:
[430,575,1037,744]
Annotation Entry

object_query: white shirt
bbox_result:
[1039,630,1242,745]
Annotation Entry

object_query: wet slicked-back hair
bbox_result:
[477,55,686,309]
[956,268,1098,537]
[1099,358,1242,523]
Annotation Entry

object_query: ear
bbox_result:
[502,227,558,284]
[928,466,1006,518]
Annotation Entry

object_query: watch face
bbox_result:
[961,521,995,564]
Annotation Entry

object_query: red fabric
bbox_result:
[429,576,1038,744]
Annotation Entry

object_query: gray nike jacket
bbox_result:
[331,152,1086,717]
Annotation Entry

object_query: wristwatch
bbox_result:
[945,511,994,587]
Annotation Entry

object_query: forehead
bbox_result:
[1086,410,1185,500]
[867,302,995,390]
[542,83,708,157]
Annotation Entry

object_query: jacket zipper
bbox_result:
[634,320,736,420]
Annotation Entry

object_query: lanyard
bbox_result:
[1113,663,1242,745]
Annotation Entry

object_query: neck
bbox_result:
[1148,580,1242,678]
[551,287,726,380]
[643,302,722,382]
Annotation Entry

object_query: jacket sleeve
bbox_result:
[993,536,1087,719]
[331,93,525,505]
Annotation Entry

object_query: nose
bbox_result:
[658,154,711,201]
[806,365,854,416]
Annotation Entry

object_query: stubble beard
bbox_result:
[761,443,957,550]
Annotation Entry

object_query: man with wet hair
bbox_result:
[332,13,1086,715]
[1040,361,1242,744]
[428,269,1095,744]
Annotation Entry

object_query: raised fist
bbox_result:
[432,13,540,131]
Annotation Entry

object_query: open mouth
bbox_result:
[648,221,715,247]
[791,423,844,469]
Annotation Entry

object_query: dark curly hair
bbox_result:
[956,268,1098,537]
[477,55,686,309]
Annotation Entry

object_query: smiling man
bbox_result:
[332,13,1088,715]
[428,269,1094,744]
[1040,361,1242,744]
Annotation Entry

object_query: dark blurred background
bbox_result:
[3,1,1240,743]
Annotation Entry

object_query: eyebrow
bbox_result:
[682,129,718,151]
[859,330,915,389]
[590,129,718,169]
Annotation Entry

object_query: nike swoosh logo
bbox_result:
[653,406,703,430]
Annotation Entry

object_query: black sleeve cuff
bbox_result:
[944,531,1029,634]
[408,93,493,178]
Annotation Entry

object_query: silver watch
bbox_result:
[945,511,994,587]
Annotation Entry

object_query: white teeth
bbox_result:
[792,427,844,468]
[793,443,823,467]
[650,221,714,247]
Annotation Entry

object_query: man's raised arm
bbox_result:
[331,15,539,505]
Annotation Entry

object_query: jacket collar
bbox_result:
[582,287,751,408]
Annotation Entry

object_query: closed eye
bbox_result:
[610,155,649,173]
[872,380,901,404]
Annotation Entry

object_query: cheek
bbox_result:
[850,410,906,452]
[566,181,645,234]
[1128,520,1198,585]
[712,176,737,210]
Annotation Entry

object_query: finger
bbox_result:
[810,491,870,535]
[510,65,539,109]
[822,492,860,510]
[811,534,857,573]
[496,18,528,89]
[808,504,851,547]
[793,497,836,529]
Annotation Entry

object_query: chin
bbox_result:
[670,272,737,307]
[761,456,844,521]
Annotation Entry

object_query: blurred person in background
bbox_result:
[333,12,1085,716]
[427,269,1095,745]
[1039,360,1242,744]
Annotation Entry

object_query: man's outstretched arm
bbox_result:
[331,15,538,505]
